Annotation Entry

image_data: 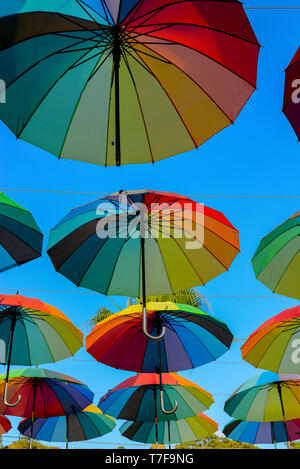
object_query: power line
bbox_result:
[245,6,300,9]
[1,188,300,198]
[1,288,289,299]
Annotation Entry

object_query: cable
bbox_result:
[1,188,300,198]
[1,288,290,299]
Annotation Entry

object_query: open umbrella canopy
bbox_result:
[120,413,218,445]
[224,372,300,422]
[47,190,240,297]
[18,405,116,443]
[98,373,214,422]
[0,1,260,166]
[0,368,94,417]
[0,192,43,273]
[283,47,300,140]
[241,305,300,374]
[252,211,300,301]
[0,415,11,435]
[223,418,300,445]
[0,294,83,366]
[86,301,233,372]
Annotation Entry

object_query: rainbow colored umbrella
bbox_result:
[120,413,218,448]
[18,405,116,449]
[48,190,239,342]
[0,368,94,449]
[0,1,260,166]
[241,305,300,374]
[283,47,300,140]
[0,368,93,418]
[224,372,300,424]
[252,211,300,300]
[0,415,11,435]
[223,418,300,447]
[0,294,83,407]
[86,301,233,372]
[0,192,43,273]
[98,373,214,423]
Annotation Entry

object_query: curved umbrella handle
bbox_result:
[4,382,21,407]
[142,306,165,341]
[160,389,178,415]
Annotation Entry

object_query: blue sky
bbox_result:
[1,0,300,449]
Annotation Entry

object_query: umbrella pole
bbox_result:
[277,383,291,450]
[168,421,171,450]
[271,422,277,449]
[30,380,37,450]
[4,310,21,407]
[158,368,178,415]
[154,387,159,449]
[66,414,69,450]
[112,27,121,166]
[141,235,165,341]
[156,321,177,416]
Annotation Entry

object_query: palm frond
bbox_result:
[130,288,213,314]
[84,307,113,330]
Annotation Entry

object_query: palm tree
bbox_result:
[129,288,213,314]
[87,288,212,329]
[85,306,113,330]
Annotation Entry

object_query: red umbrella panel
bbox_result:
[0,414,11,435]
[283,46,300,140]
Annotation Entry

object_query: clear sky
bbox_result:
[1,0,300,449]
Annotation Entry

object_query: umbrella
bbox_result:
[98,373,214,424]
[0,192,43,273]
[0,1,260,166]
[86,301,233,372]
[0,368,94,449]
[18,405,116,449]
[48,190,239,343]
[120,413,218,448]
[0,294,83,407]
[283,47,300,140]
[241,305,300,373]
[251,211,300,301]
[224,371,300,448]
[223,418,300,448]
[0,415,11,435]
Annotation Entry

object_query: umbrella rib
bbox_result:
[124,44,172,64]
[120,45,155,163]
[0,212,42,237]
[123,0,248,28]
[153,226,206,286]
[74,0,109,32]
[58,48,112,159]
[132,31,257,90]
[16,41,104,140]
[150,216,240,255]
[0,225,42,259]
[272,250,300,294]
[123,0,147,27]
[130,47,198,150]
[4,32,99,91]
[105,237,134,296]
[104,60,115,167]
[75,235,112,287]
[99,0,112,25]
[128,22,260,48]
[118,44,155,76]
[128,39,235,123]
[254,235,299,281]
